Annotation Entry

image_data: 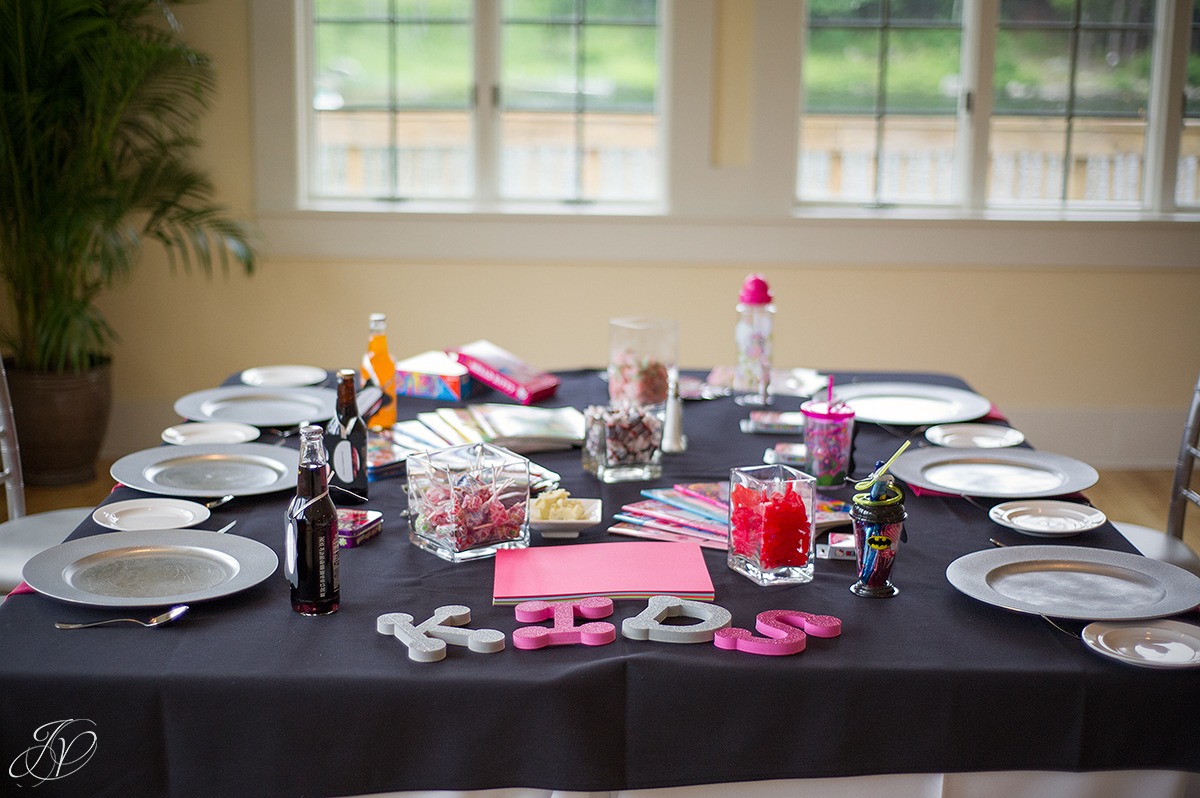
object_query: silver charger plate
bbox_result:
[830,382,992,425]
[946,545,1200,621]
[892,447,1098,498]
[111,443,299,497]
[23,529,278,607]
[174,386,336,427]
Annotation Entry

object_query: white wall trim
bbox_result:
[255,210,1200,268]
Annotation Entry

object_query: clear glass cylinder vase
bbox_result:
[608,316,677,406]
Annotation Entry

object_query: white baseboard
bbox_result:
[100,401,1183,471]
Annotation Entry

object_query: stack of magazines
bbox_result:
[365,404,585,482]
[607,482,851,550]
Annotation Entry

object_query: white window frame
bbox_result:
[250,0,1200,268]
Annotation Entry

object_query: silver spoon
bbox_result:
[204,495,234,509]
[56,605,190,630]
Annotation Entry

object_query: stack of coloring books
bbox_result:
[607,482,851,550]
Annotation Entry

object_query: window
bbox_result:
[251,2,1198,267]
[797,0,1199,212]
[990,0,1155,206]
[799,0,963,206]
[308,0,660,205]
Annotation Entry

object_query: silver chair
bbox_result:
[1112,372,1200,577]
[0,359,93,596]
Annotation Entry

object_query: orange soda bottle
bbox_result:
[361,313,396,429]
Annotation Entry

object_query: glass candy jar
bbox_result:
[608,316,677,405]
[407,443,531,562]
[582,403,666,483]
[727,464,816,586]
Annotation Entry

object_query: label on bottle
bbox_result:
[284,519,298,588]
[331,439,357,481]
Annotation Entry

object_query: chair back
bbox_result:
[0,359,27,520]
[1166,372,1200,539]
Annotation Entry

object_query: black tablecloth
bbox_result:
[2,370,1198,798]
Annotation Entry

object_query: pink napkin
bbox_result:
[6,581,34,597]
[984,404,1008,423]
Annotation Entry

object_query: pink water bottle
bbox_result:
[734,274,775,405]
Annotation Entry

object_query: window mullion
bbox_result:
[474,0,499,206]
[959,0,995,211]
[1145,0,1191,212]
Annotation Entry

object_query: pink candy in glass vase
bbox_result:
[407,443,531,562]
[608,316,677,406]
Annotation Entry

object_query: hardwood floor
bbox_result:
[5,463,1198,554]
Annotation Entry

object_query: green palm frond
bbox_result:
[0,0,258,373]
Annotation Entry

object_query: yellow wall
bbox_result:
[83,0,1200,467]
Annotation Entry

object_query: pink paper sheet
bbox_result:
[493,541,715,605]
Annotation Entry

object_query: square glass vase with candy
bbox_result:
[727,464,817,586]
[406,443,531,562]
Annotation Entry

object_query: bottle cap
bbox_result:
[738,274,772,305]
[369,313,386,323]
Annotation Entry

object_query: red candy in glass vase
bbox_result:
[728,465,816,586]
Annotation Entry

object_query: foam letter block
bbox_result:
[377,605,506,663]
[512,597,616,650]
[622,595,733,644]
[713,609,842,656]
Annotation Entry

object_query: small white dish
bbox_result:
[988,499,1106,537]
[163,421,261,445]
[530,499,602,539]
[926,423,1025,449]
[92,498,211,531]
[240,364,327,388]
[1082,620,1200,669]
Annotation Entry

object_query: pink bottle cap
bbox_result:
[738,274,773,305]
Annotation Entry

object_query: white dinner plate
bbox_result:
[925,423,1025,449]
[945,544,1200,621]
[162,421,261,445]
[92,498,211,531]
[240,364,328,388]
[1082,620,1200,669]
[174,386,336,427]
[111,443,299,497]
[830,382,992,425]
[530,499,603,539]
[988,499,1107,537]
[23,529,278,607]
[891,447,1098,498]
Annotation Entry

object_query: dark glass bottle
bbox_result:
[324,368,368,503]
[285,425,340,615]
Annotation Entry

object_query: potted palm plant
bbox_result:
[0,0,257,484]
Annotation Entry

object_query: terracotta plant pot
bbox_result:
[7,360,112,486]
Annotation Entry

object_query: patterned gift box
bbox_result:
[395,351,476,401]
